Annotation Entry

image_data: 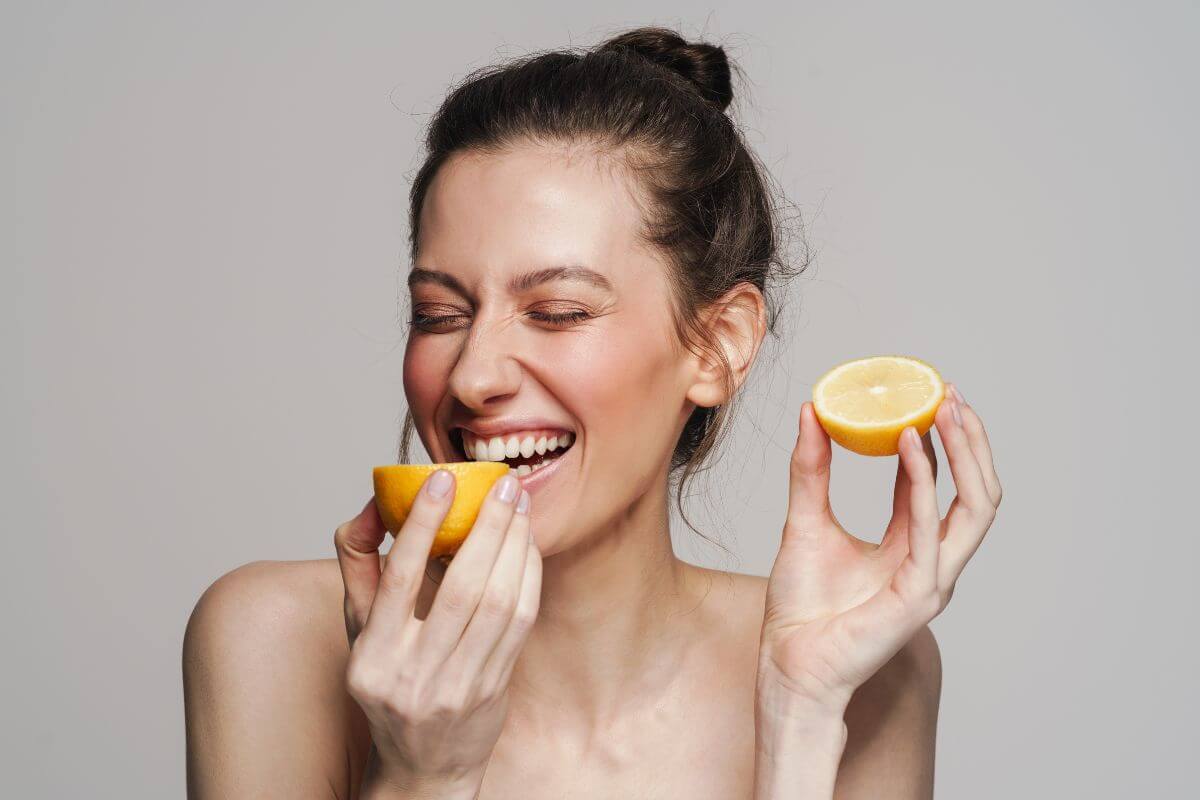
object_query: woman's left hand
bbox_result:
[757,383,1002,712]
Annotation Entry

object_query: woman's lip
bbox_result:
[517,442,573,491]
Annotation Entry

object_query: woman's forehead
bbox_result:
[415,144,658,281]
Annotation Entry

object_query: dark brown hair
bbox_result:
[399,26,809,552]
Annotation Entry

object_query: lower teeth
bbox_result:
[513,459,551,477]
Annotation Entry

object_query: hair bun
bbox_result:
[598,27,733,112]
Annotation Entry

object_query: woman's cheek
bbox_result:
[403,339,451,418]
[555,333,678,457]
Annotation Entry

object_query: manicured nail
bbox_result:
[494,475,519,504]
[426,469,453,498]
[950,384,965,405]
[515,489,530,514]
[951,399,963,427]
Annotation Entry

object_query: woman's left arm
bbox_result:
[753,384,1002,799]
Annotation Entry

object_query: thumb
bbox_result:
[333,497,386,645]
[786,402,835,527]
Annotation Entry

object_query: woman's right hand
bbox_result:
[334,471,542,796]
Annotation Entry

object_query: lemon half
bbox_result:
[373,462,510,559]
[812,355,945,456]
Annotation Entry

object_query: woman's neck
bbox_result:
[505,479,715,738]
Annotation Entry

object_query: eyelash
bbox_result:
[409,309,592,331]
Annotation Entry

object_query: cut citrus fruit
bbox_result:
[811,355,945,456]
[373,462,510,559]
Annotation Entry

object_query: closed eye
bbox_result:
[528,309,591,326]
[408,306,595,332]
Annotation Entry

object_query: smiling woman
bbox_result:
[183,25,999,800]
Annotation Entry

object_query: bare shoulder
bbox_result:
[689,568,766,643]
[185,558,348,669]
[183,558,367,797]
[686,567,769,647]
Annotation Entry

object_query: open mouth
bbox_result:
[450,427,575,478]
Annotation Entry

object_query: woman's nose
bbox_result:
[445,325,522,410]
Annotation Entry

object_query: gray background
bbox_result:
[4,1,1197,796]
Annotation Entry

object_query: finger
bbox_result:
[334,497,387,644]
[485,534,543,691]
[419,474,521,666]
[445,490,532,680]
[786,402,835,528]
[938,391,999,586]
[937,391,992,523]
[951,385,1002,507]
[883,429,938,550]
[365,469,456,640]
[899,425,940,581]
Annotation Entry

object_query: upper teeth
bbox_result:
[463,431,574,463]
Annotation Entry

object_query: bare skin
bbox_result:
[184,140,952,798]
[184,558,939,798]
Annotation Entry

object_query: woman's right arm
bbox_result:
[184,471,540,799]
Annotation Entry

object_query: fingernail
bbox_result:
[951,399,963,427]
[426,469,453,498]
[494,475,519,504]
[950,384,965,405]
[515,489,530,514]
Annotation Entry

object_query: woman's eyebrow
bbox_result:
[407,265,614,295]
[508,265,614,293]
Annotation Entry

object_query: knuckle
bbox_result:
[510,611,537,637]
[439,584,481,614]
[921,590,942,620]
[511,603,538,632]
[429,687,470,717]
[381,688,416,719]
[346,658,386,705]
[476,677,503,704]
[377,568,412,597]
[333,522,351,548]
[479,589,517,619]
[940,582,957,606]
[967,502,995,526]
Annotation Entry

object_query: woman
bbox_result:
[183,27,1002,798]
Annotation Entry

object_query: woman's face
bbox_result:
[403,142,700,555]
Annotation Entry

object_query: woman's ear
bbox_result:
[685,282,768,408]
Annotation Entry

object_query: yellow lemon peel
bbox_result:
[373,462,510,559]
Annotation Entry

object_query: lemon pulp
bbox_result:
[812,355,945,456]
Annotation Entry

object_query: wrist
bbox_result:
[753,671,849,800]
[754,678,848,757]
[361,746,483,800]
[755,654,854,719]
